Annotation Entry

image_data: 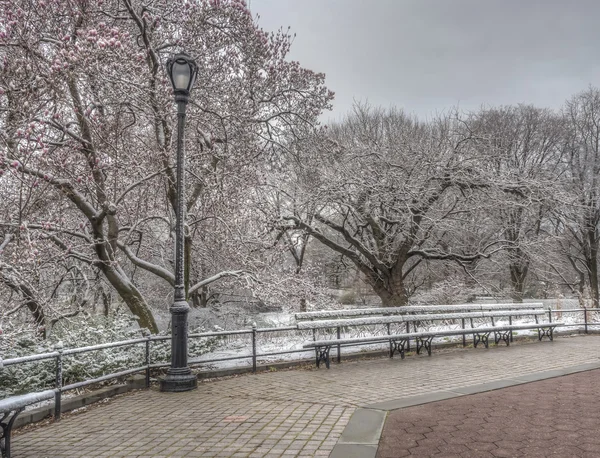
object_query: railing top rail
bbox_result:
[3,351,60,366]
[557,308,600,313]
[62,337,148,355]
[257,326,298,333]
[188,329,251,338]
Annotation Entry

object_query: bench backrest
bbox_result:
[295,302,547,322]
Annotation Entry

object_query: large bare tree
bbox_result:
[279,105,509,306]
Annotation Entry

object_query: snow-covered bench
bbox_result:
[300,309,560,368]
[0,390,56,458]
[297,310,550,331]
[295,302,549,322]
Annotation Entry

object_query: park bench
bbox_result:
[296,303,551,354]
[295,302,549,321]
[0,390,56,458]
[300,308,559,368]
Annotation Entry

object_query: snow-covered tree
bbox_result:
[0,0,332,333]
[278,105,510,306]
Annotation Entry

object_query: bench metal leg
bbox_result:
[473,332,490,349]
[1,407,24,458]
[390,339,407,359]
[494,330,511,346]
[416,336,434,356]
[538,327,554,341]
[314,345,331,369]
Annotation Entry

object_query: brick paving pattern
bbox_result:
[12,334,600,457]
[377,368,600,458]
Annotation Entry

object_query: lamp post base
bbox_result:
[160,368,197,392]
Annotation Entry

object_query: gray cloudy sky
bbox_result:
[250,0,600,122]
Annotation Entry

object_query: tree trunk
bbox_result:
[509,261,528,303]
[22,285,46,338]
[300,297,307,312]
[588,256,599,308]
[100,264,159,333]
[585,226,599,308]
[3,278,46,338]
[102,287,111,317]
[371,272,409,307]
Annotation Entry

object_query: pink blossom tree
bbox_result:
[0,0,332,333]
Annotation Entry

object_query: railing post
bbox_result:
[144,331,151,389]
[252,323,257,373]
[461,318,466,347]
[548,307,552,323]
[337,326,341,364]
[387,323,392,357]
[584,308,588,334]
[54,341,63,421]
[509,316,513,343]
[405,322,411,352]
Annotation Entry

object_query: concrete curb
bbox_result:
[332,357,600,457]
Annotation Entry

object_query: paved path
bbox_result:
[12,334,600,457]
[377,368,600,457]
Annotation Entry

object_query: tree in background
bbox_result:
[470,105,565,301]
[279,105,511,306]
[558,87,600,307]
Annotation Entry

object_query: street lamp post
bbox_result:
[160,52,198,392]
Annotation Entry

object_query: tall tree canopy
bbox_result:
[0,0,332,333]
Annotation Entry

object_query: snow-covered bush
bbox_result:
[0,312,218,397]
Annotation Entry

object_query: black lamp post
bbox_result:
[160,52,198,392]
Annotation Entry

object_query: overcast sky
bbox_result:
[250,0,600,122]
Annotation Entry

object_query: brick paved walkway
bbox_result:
[377,368,600,457]
[12,334,600,457]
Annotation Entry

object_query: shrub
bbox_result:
[0,312,218,397]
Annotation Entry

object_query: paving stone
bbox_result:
[377,362,600,457]
[10,334,600,457]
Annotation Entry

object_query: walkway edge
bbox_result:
[330,408,386,458]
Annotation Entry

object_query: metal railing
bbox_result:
[2,306,600,419]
